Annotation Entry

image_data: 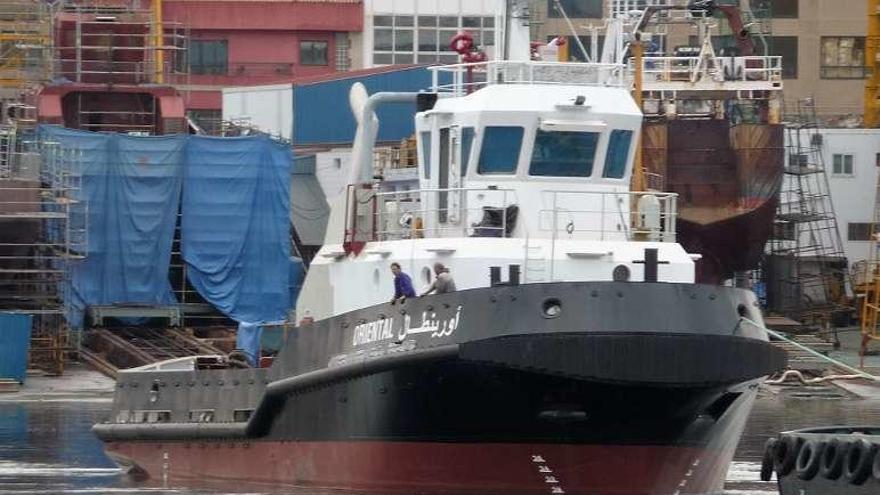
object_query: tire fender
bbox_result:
[795,439,824,480]
[820,438,848,480]
[773,435,802,477]
[843,438,877,485]
[760,437,777,482]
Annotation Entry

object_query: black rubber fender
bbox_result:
[820,438,848,480]
[773,435,802,477]
[760,437,777,481]
[843,438,877,485]
[795,439,825,481]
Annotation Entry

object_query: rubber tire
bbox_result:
[843,438,877,485]
[795,439,824,481]
[773,435,801,478]
[760,437,777,482]
[873,444,880,481]
[820,438,847,480]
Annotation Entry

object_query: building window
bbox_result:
[547,0,603,18]
[832,154,854,176]
[848,223,874,241]
[335,34,350,71]
[373,14,494,66]
[770,36,798,79]
[754,0,798,18]
[189,40,227,75]
[821,37,867,79]
[300,41,328,66]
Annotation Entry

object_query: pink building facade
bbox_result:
[163,0,363,121]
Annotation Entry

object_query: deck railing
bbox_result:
[429,60,627,96]
[350,186,678,243]
[627,55,783,86]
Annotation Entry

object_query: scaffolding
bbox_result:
[55,2,187,86]
[765,98,851,326]
[0,0,54,94]
[0,138,86,375]
[857,171,880,362]
[40,1,189,134]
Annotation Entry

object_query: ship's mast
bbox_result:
[496,0,531,61]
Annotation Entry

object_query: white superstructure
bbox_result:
[297,65,703,321]
[296,0,701,321]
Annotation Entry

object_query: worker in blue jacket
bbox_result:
[390,262,416,304]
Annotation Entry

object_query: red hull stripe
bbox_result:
[107,441,730,495]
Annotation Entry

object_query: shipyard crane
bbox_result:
[859,0,880,364]
[630,0,756,56]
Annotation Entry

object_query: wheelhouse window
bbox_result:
[603,130,633,179]
[529,130,599,177]
[478,127,524,175]
[419,131,432,179]
[461,127,474,177]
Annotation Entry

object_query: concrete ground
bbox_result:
[0,363,115,402]
[826,326,880,373]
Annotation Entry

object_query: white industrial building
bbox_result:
[362,0,497,67]
[819,129,880,269]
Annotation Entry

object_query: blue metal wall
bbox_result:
[292,66,447,146]
[0,313,32,383]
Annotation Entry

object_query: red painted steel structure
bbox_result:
[38,3,187,134]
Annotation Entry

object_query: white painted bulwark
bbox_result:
[221,84,294,141]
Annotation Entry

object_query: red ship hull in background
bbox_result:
[642,120,784,284]
[37,3,186,135]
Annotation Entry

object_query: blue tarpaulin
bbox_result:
[37,126,291,330]
[39,127,183,327]
[0,313,32,383]
[182,135,291,325]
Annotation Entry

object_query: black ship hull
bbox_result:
[95,281,786,494]
[763,427,880,495]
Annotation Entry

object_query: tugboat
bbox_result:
[93,1,786,493]
[761,427,880,494]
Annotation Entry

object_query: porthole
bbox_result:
[541,298,562,319]
[612,264,631,282]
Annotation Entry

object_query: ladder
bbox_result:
[523,236,549,283]
[859,164,880,364]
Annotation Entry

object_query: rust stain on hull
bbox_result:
[643,121,784,283]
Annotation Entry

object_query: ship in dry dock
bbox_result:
[623,0,785,284]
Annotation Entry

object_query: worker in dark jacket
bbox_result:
[390,262,416,304]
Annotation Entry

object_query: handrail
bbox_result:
[429,60,628,95]
[627,55,783,85]
[366,187,678,243]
